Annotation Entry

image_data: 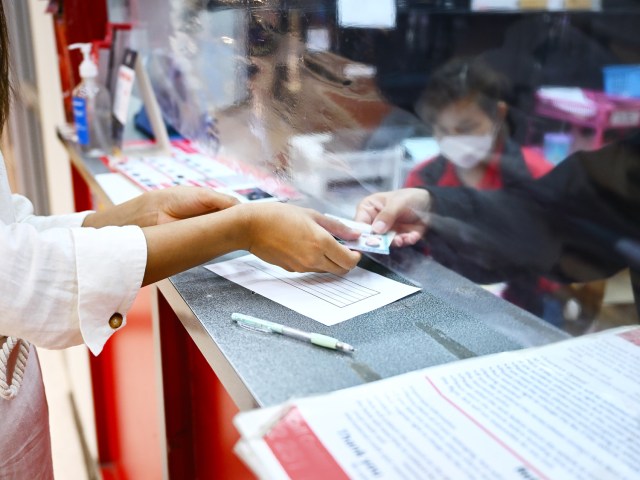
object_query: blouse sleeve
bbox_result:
[11,194,91,230]
[0,194,147,355]
[423,134,640,284]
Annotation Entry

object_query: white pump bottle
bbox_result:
[69,43,113,157]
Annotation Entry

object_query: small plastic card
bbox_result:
[325,214,395,255]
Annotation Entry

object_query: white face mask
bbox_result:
[438,134,494,169]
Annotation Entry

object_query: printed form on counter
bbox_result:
[205,254,420,325]
[234,326,640,480]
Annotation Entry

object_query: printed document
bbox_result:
[234,326,640,479]
[205,254,420,325]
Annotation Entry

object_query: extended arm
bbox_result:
[356,134,640,285]
[82,186,362,283]
[4,186,360,353]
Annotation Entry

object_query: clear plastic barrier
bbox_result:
[114,0,640,335]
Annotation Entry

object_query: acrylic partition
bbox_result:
[113,0,640,334]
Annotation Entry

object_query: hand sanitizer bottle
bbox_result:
[69,43,113,157]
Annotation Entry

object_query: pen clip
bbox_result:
[234,319,273,334]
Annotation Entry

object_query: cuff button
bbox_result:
[109,313,124,329]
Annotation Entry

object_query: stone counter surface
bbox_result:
[165,250,567,409]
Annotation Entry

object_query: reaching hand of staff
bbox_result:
[355,188,431,247]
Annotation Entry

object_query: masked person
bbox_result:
[0,4,361,477]
[405,57,552,194]
[404,58,561,321]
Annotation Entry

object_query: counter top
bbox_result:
[159,249,567,411]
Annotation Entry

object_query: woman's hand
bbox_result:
[241,203,362,275]
[355,188,431,247]
[142,201,362,286]
[83,186,239,228]
[152,186,239,225]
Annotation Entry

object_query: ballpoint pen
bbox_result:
[231,313,355,353]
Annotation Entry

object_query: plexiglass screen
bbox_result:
[117,0,640,335]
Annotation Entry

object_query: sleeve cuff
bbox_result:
[71,225,147,355]
[12,193,93,229]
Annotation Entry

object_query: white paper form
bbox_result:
[234,326,640,480]
[204,254,420,325]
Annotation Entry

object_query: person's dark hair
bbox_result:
[415,57,509,125]
[0,1,9,134]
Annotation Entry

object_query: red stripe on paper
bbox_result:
[265,407,350,480]
[426,376,550,480]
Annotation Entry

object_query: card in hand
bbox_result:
[325,214,395,255]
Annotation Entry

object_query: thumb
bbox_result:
[197,189,240,212]
[314,213,361,241]
[371,200,405,234]
[372,188,431,233]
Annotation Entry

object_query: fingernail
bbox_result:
[373,221,387,233]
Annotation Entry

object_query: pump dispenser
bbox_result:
[69,43,113,156]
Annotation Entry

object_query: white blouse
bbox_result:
[0,171,147,354]
[0,153,147,477]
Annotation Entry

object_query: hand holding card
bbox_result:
[325,214,396,255]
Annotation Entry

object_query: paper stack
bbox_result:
[234,326,640,479]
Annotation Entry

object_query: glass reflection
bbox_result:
[124,0,640,333]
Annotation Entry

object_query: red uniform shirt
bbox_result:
[405,141,553,189]
[403,139,560,313]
